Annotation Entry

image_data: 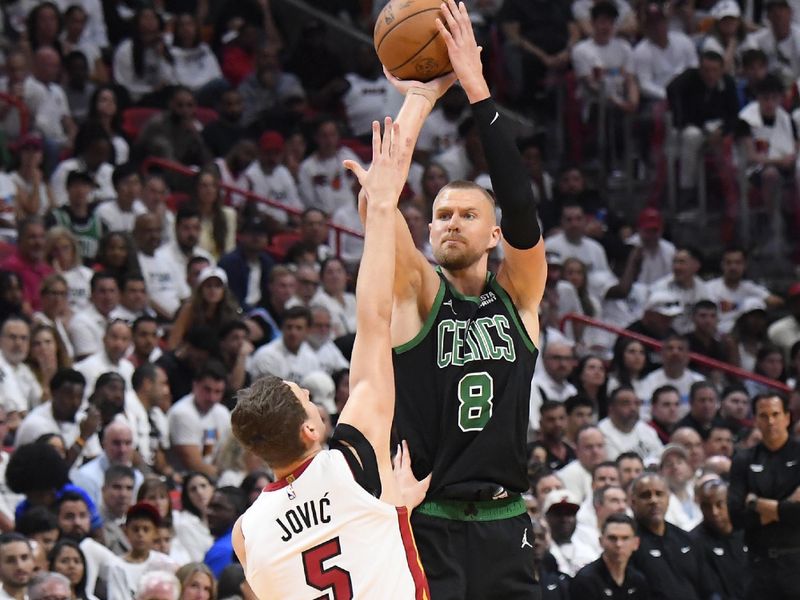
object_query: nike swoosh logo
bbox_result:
[490,112,499,125]
[787,461,798,467]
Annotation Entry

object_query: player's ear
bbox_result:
[300,420,321,444]
[487,225,500,249]
[632,536,640,551]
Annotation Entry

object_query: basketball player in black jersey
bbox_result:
[374,2,547,598]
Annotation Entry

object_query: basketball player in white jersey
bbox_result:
[230,86,455,596]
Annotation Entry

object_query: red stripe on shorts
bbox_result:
[395,506,431,600]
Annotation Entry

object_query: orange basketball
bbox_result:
[374,0,453,82]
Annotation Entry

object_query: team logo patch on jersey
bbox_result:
[479,291,497,307]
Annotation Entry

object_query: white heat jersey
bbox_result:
[241,449,429,600]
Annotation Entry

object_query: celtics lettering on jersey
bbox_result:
[436,312,517,433]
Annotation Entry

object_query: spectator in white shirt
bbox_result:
[545,203,612,276]
[417,86,468,160]
[640,334,705,414]
[45,227,93,313]
[571,2,639,117]
[27,47,77,155]
[744,0,800,87]
[139,175,173,245]
[628,208,675,285]
[49,121,115,208]
[634,5,698,102]
[95,163,147,233]
[244,131,303,226]
[133,213,185,322]
[307,305,350,375]
[0,316,42,415]
[706,247,782,334]
[67,271,119,360]
[542,489,598,576]
[110,275,155,325]
[73,320,134,394]
[249,306,321,382]
[768,283,800,358]
[558,425,608,503]
[167,361,230,478]
[660,443,702,530]
[169,12,225,102]
[575,461,621,534]
[311,257,356,337]
[112,6,176,103]
[339,46,403,139]
[15,368,99,469]
[649,247,710,335]
[56,0,108,49]
[573,484,629,558]
[71,419,144,508]
[530,341,578,430]
[298,117,361,215]
[156,205,214,294]
[598,385,664,461]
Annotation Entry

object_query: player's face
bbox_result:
[286,381,326,445]
[430,189,499,271]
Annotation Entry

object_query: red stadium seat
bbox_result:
[266,230,302,261]
[121,107,162,140]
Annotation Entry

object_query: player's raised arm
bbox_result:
[438,0,546,319]
[340,117,410,504]
[359,71,455,311]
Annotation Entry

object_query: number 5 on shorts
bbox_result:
[457,372,494,432]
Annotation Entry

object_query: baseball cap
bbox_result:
[14,132,43,152]
[197,265,228,287]
[660,443,689,468]
[738,297,767,316]
[259,131,285,152]
[241,216,268,235]
[542,489,581,515]
[644,290,683,317]
[546,250,563,266]
[66,170,95,187]
[711,0,741,19]
[637,207,663,230]
[126,502,161,527]
[302,370,337,414]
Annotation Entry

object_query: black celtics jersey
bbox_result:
[392,269,539,498]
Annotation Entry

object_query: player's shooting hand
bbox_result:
[343,117,407,208]
[436,0,490,102]
[382,66,456,105]
[393,440,432,511]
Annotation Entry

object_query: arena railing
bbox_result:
[0,92,30,135]
[560,312,792,394]
[140,157,365,257]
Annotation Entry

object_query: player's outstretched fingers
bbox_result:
[381,116,393,158]
[372,119,382,160]
[440,1,460,41]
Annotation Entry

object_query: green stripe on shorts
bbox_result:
[416,496,527,522]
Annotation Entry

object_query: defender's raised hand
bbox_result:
[343,117,408,208]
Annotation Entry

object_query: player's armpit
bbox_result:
[497,237,547,312]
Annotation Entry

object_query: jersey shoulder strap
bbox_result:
[329,423,382,498]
